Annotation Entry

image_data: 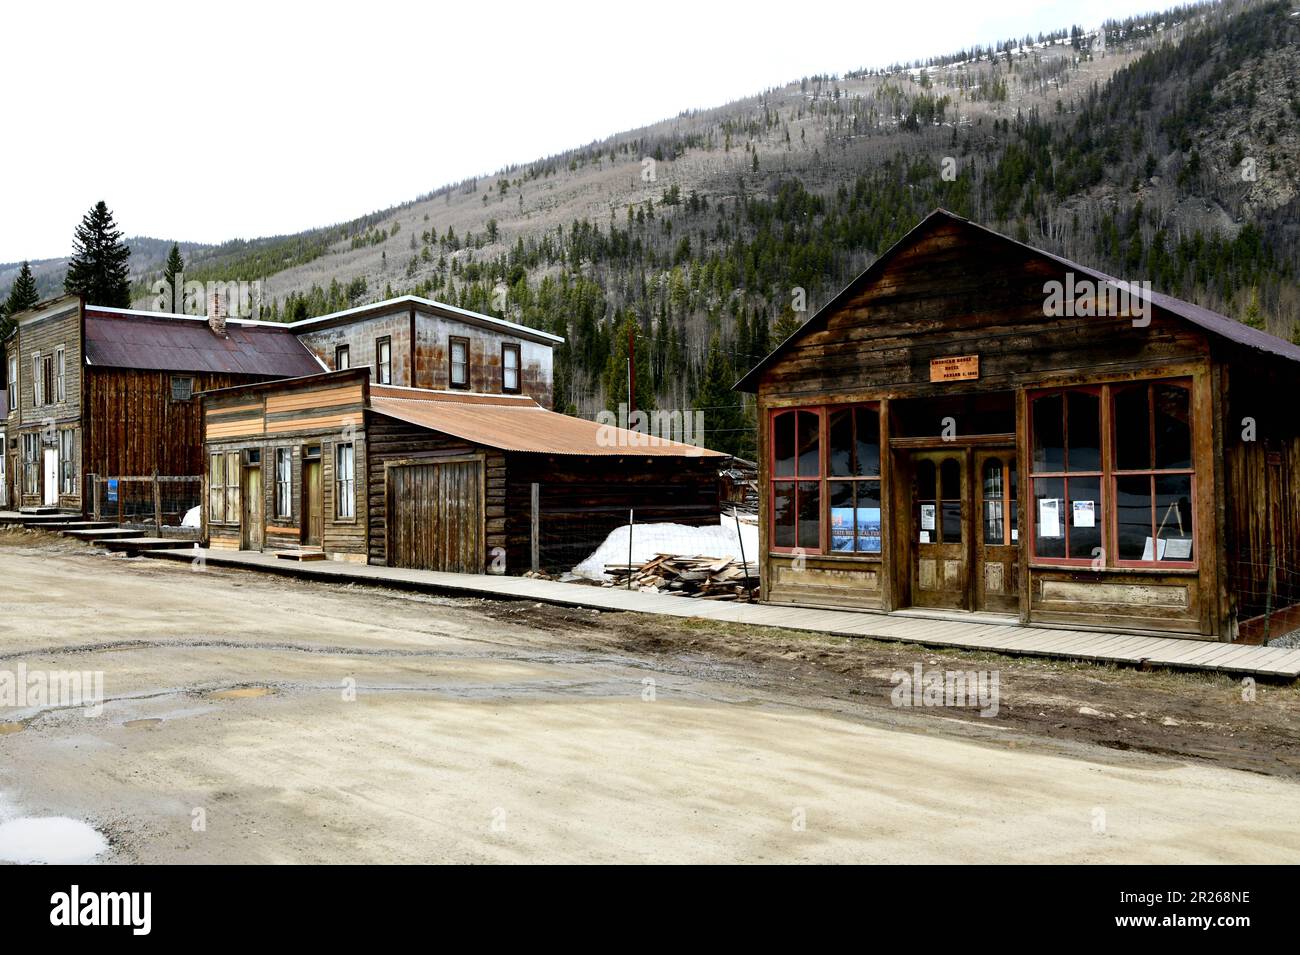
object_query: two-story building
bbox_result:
[3,294,323,512]
[288,296,561,408]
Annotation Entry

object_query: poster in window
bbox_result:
[830,508,855,552]
[1140,537,1168,562]
[920,504,936,531]
[1037,498,1062,538]
[1072,500,1096,528]
[1163,537,1193,560]
[830,507,882,553]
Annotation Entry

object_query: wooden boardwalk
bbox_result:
[140,547,1300,679]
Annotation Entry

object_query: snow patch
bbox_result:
[572,518,759,581]
[182,506,201,529]
[0,816,108,864]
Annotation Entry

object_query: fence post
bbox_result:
[153,472,162,535]
[117,478,123,526]
[89,473,99,521]
[530,482,540,573]
[627,508,635,591]
[734,507,753,602]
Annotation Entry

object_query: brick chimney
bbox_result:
[207,289,227,336]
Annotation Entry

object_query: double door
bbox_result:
[908,448,1019,613]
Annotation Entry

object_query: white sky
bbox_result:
[1,0,1168,262]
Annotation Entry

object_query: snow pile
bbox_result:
[181,506,201,529]
[572,518,759,581]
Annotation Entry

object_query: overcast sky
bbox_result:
[1,0,1169,262]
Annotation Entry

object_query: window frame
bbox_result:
[275,447,293,519]
[449,336,470,389]
[334,442,356,521]
[6,355,16,412]
[769,403,883,557]
[375,336,392,385]
[1027,378,1196,571]
[55,346,66,403]
[58,429,76,495]
[171,376,194,402]
[501,343,521,394]
[335,345,350,371]
[32,352,42,407]
[1110,379,1196,569]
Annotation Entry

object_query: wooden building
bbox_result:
[736,210,1300,642]
[3,295,322,513]
[201,370,724,573]
[288,295,561,409]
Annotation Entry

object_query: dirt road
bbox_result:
[2,528,1299,863]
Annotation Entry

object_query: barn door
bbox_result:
[387,458,484,574]
[909,451,969,610]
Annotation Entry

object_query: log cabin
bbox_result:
[201,369,725,573]
[735,209,1300,642]
[3,294,322,514]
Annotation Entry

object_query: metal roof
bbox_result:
[368,386,725,458]
[85,308,326,377]
[734,209,1300,392]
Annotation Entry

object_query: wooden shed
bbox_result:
[735,209,1300,642]
[201,371,725,574]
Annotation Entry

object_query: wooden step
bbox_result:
[276,549,328,561]
[50,522,118,532]
[99,537,195,553]
[65,528,147,541]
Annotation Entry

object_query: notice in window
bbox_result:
[1072,500,1096,528]
[1038,498,1062,538]
[1140,537,1168,562]
[918,530,931,544]
[1163,537,1193,560]
[920,504,936,531]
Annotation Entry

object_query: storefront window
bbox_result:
[1030,388,1103,562]
[1112,381,1194,564]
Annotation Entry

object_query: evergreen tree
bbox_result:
[1,261,41,379]
[163,242,185,312]
[694,332,751,457]
[64,200,132,307]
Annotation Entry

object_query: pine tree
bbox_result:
[694,332,751,457]
[64,200,132,307]
[163,242,185,312]
[1,260,41,379]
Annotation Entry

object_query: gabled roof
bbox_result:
[85,306,325,377]
[286,294,565,346]
[734,209,1300,392]
[368,384,724,458]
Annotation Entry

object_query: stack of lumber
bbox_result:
[603,553,758,599]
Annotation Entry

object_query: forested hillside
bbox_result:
[5,0,1296,456]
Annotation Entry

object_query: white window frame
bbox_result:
[275,447,292,518]
[335,443,355,520]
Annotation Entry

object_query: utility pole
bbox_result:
[627,321,635,415]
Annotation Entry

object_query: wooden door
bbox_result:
[42,448,58,507]
[975,450,1020,613]
[387,458,483,574]
[302,459,322,546]
[241,465,263,551]
[910,450,969,610]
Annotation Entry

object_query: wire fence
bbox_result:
[87,474,203,533]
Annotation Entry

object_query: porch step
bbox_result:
[43,521,117,531]
[3,512,80,525]
[65,528,147,541]
[99,536,195,553]
[276,549,328,562]
[18,506,62,515]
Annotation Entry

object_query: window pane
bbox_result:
[773,413,795,478]
[829,481,855,551]
[940,458,961,500]
[1031,394,1064,472]
[856,483,882,553]
[1155,473,1194,561]
[941,502,962,544]
[1153,384,1192,470]
[1066,392,1101,472]
[1116,475,1152,560]
[1067,475,1102,561]
[855,408,880,476]
[1114,385,1150,470]
[1033,476,1066,559]
[797,481,820,549]
[983,459,1005,544]
[773,483,794,548]
[796,411,819,477]
[828,409,853,477]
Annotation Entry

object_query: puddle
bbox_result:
[124,718,162,729]
[0,816,108,864]
[0,722,25,736]
[207,686,274,700]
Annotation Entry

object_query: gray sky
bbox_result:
[1,0,1170,262]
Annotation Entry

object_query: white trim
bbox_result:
[284,295,565,345]
[370,383,535,402]
[86,304,287,328]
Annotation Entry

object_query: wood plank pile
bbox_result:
[602,553,758,599]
